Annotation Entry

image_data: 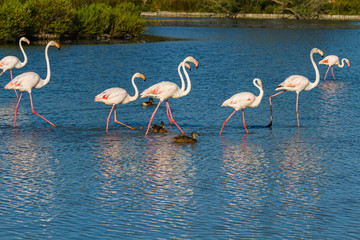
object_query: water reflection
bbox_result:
[1,130,56,226]
[144,135,196,210]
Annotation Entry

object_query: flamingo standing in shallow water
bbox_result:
[267,48,324,127]
[0,37,30,97]
[220,78,263,135]
[4,41,60,127]
[319,55,350,80]
[141,56,198,136]
[95,73,146,132]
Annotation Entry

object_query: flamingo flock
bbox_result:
[0,37,351,138]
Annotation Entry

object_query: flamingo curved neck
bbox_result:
[251,79,263,107]
[18,39,28,68]
[178,62,186,91]
[128,75,139,102]
[35,43,52,89]
[181,60,191,96]
[339,58,348,68]
[305,50,320,91]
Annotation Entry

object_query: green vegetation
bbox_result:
[0,0,144,43]
[1,0,360,43]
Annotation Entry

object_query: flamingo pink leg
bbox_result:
[29,92,55,127]
[267,90,286,127]
[296,93,300,127]
[10,70,18,98]
[324,66,331,80]
[113,105,135,130]
[13,92,23,127]
[105,105,115,132]
[242,109,248,134]
[219,109,237,135]
[166,101,173,124]
[331,66,336,80]
[145,100,163,136]
[166,100,184,134]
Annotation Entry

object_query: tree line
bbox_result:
[1,0,360,43]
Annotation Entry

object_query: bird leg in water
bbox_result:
[165,100,184,134]
[296,93,300,127]
[29,92,55,127]
[242,109,248,134]
[113,105,134,130]
[13,92,23,127]
[267,90,285,127]
[219,109,237,135]
[166,101,173,125]
[145,100,163,136]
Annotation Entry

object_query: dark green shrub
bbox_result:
[0,0,32,42]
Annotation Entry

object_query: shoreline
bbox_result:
[141,11,360,21]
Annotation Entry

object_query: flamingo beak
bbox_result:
[185,63,191,71]
[194,59,199,69]
[56,43,60,50]
[142,74,146,81]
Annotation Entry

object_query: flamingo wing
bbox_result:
[319,55,339,66]
[276,75,309,92]
[140,81,179,100]
[4,72,40,92]
[95,87,128,105]
[222,92,255,110]
[0,56,19,70]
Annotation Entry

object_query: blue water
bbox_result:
[1,19,360,239]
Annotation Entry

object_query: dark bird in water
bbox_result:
[173,131,200,143]
[143,98,155,107]
[151,121,167,133]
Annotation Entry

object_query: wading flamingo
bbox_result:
[165,60,191,125]
[141,56,198,136]
[4,41,60,127]
[0,37,30,97]
[95,73,146,132]
[319,55,350,80]
[220,78,263,135]
[267,48,324,127]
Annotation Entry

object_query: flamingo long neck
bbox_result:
[251,79,264,107]
[18,39,28,67]
[178,61,186,91]
[181,60,191,96]
[35,43,52,89]
[128,75,139,102]
[305,49,320,91]
[338,58,348,68]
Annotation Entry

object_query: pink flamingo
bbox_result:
[95,73,146,132]
[267,48,324,127]
[0,37,30,97]
[220,78,263,135]
[319,55,350,80]
[4,41,60,127]
[141,56,199,136]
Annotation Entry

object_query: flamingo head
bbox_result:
[312,48,324,58]
[185,63,191,71]
[184,56,199,69]
[20,37,30,45]
[254,78,263,89]
[134,72,146,81]
[345,59,350,67]
[49,41,60,50]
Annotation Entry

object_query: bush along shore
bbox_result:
[0,0,145,44]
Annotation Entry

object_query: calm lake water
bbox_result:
[1,19,359,239]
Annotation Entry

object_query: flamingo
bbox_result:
[141,56,198,136]
[165,60,191,125]
[4,41,60,127]
[319,55,350,80]
[0,37,31,97]
[219,78,264,135]
[267,48,324,127]
[95,72,146,132]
